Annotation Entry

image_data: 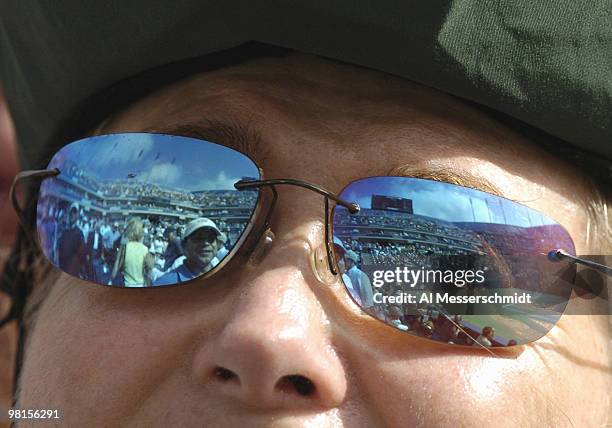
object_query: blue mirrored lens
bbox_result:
[333,177,576,346]
[37,133,260,287]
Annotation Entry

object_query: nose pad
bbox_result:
[312,243,338,285]
[247,226,338,286]
[247,227,276,267]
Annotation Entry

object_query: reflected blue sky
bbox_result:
[341,177,556,227]
[52,134,260,191]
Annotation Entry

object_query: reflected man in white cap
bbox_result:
[154,218,226,286]
[344,250,374,309]
[332,237,358,304]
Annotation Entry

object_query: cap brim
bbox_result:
[1,2,610,172]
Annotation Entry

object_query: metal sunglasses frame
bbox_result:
[7,170,361,290]
[7,168,611,301]
[2,164,611,398]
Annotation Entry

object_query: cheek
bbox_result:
[17,280,193,422]
[341,333,600,427]
[347,354,521,425]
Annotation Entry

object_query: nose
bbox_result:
[192,243,348,410]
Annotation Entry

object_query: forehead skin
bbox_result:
[18,54,609,426]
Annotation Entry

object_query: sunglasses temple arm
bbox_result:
[549,249,612,277]
[235,179,360,213]
[10,168,60,230]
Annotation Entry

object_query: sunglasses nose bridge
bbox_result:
[247,227,339,287]
[238,179,349,278]
[248,227,276,267]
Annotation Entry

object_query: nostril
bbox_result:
[276,375,316,396]
[213,366,238,382]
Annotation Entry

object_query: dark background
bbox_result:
[0,88,19,427]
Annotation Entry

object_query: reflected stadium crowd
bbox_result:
[39,203,239,287]
[38,161,258,287]
[40,163,573,346]
[334,208,575,294]
[332,207,575,347]
[378,306,516,348]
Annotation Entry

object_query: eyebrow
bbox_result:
[140,119,504,199]
[388,164,504,197]
[144,119,267,162]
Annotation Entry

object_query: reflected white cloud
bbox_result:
[197,170,241,191]
[144,162,182,185]
[58,134,260,192]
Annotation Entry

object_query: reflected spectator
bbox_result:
[420,320,434,339]
[102,221,120,263]
[154,218,225,286]
[99,221,111,240]
[162,227,183,270]
[344,250,374,308]
[214,232,229,264]
[78,214,90,242]
[112,219,152,287]
[332,237,357,304]
[387,306,409,331]
[437,314,462,343]
[39,203,58,264]
[472,326,495,348]
[151,230,166,255]
[57,204,87,277]
[86,221,109,284]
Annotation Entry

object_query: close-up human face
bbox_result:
[184,229,220,271]
[344,257,355,271]
[15,54,610,427]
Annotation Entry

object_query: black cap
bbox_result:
[1,0,610,174]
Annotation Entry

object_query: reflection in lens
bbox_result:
[333,177,576,346]
[37,133,260,288]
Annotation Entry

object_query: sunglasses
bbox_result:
[11,133,611,348]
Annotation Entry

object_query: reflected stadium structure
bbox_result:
[40,159,257,245]
[333,177,577,347]
[36,133,261,289]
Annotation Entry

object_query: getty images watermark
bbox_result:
[372,267,486,288]
[370,267,535,306]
